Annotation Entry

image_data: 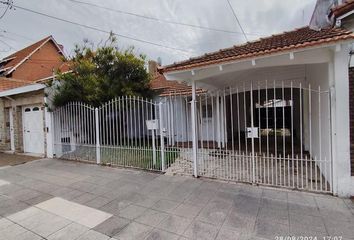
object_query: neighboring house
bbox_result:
[162,1,354,196]
[0,36,68,157]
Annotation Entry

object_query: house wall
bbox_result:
[0,99,10,151]
[0,90,46,155]
[10,41,63,82]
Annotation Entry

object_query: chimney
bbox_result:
[148,60,159,76]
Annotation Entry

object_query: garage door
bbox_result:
[23,105,44,154]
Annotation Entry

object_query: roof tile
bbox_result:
[163,27,354,72]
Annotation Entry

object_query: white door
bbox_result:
[23,105,45,154]
[200,104,214,141]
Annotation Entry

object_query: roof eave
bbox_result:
[163,37,354,75]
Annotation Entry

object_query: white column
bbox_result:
[44,97,54,158]
[159,102,166,171]
[95,108,101,164]
[331,44,352,196]
[191,81,198,177]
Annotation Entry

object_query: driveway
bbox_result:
[0,153,40,167]
[0,158,353,240]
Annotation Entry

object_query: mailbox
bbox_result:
[246,127,259,138]
[146,119,159,130]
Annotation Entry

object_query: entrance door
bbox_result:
[23,105,44,154]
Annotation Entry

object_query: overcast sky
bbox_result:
[0,0,317,65]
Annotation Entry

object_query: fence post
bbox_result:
[191,81,198,177]
[95,107,101,164]
[159,102,165,171]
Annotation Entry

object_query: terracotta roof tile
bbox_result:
[163,26,354,72]
[150,73,205,96]
[0,36,52,75]
[330,0,354,18]
[0,77,32,91]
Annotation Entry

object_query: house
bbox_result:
[0,36,68,157]
[161,1,354,197]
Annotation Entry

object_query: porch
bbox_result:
[163,45,335,194]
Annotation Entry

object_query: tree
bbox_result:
[50,35,153,107]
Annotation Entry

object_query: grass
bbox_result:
[99,146,179,171]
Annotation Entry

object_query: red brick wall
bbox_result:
[11,41,63,82]
[349,67,354,176]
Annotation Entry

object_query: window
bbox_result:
[24,108,31,112]
[32,107,39,111]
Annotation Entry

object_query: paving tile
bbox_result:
[135,209,168,227]
[0,198,30,217]
[289,213,325,229]
[289,222,328,238]
[10,188,43,202]
[16,230,44,240]
[7,206,41,223]
[215,226,242,240]
[134,196,160,208]
[85,196,113,209]
[196,199,232,226]
[0,223,28,240]
[93,216,130,237]
[288,202,321,216]
[172,203,203,219]
[100,199,133,215]
[223,208,256,234]
[255,220,289,239]
[145,228,179,240]
[261,197,287,210]
[114,222,152,240]
[24,194,53,206]
[72,192,98,204]
[118,204,147,220]
[35,197,112,228]
[19,211,71,237]
[151,199,181,213]
[183,220,219,240]
[258,207,289,225]
[324,219,354,239]
[47,222,89,240]
[76,229,110,240]
[157,215,192,235]
[52,188,85,200]
[0,217,14,230]
[287,192,317,207]
[262,188,288,201]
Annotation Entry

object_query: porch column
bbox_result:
[191,80,198,177]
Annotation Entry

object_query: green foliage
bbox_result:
[50,34,153,107]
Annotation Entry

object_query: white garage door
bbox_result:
[23,105,45,154]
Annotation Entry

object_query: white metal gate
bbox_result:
[53,97,179,171]
[53,80,333,193]
[162,80,333,193]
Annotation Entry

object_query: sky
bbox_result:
[0,0,317,65]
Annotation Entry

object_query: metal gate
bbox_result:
[52,80,333,193]
[52,96,178,171]
[162,79,333,193]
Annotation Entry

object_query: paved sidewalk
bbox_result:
[0,159,353,240]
